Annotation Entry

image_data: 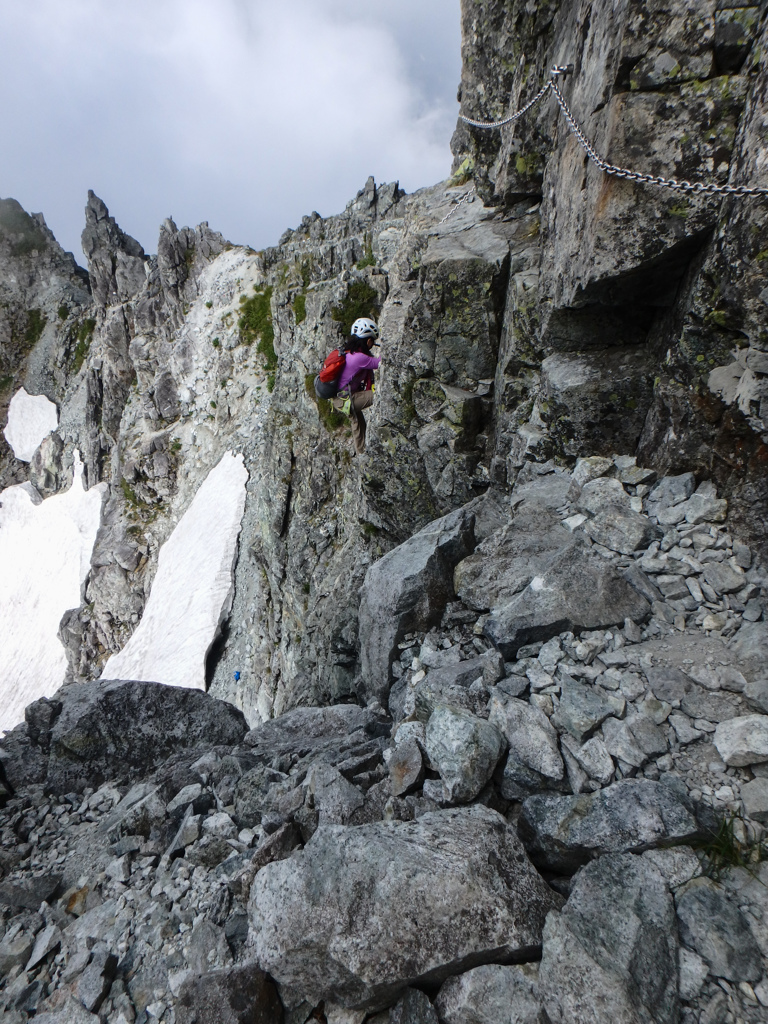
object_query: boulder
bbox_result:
[44,679,247,794]
[244,704,386,760]
[233,764,287,827]
[435,963,541,1024]
[601,717,647,769]
[571,456,614,489]
[713,714,768,767]
[675,878,763,983]
[560,734,614,785]
[358,508,476,702]
[389,740,425,797]
[518,779,701,873]
[454,502,566,612]
[702,562,745,595]
[741,777,768,823]
[249,805,562,1010]
[413,657,489,720]
[575,478,630,515]
[484,543,650,659]
[488,693,564,789]
[643,667,743,724]
[539,854,679,1024]
[176,964,284,1024]
[582,507,660,555]
[390,988,439,1024]
[730,621,768,682]
[646,473,696,512]
[304,764,365,826]
[0,873,61,910]
[33,1000,100,1024]
[552,677,626,745]
[425,706,505,804]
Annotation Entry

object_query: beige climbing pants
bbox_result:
[332,390,374,454]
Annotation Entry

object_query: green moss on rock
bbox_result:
[331,281,381,335]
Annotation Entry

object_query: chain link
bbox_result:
[459,64,768,199]
[459,65,573,129]
[439,186,477,224]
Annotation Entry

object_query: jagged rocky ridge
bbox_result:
[1,0,768,1021]
[2,455,768,1023]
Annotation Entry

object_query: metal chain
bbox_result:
[459,64,768,199]
[458,65,573,129]
[439,186,477,224]
[549,77,768,198]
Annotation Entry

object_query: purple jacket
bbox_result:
[337,351,381,393]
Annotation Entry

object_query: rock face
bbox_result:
[249,805,562,1009]
[452,0,768,556]
[539,854,679,1024]
[1,3,768,1022]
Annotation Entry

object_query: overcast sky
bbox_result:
[0,0,462,264]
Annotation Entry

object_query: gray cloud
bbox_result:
[0,0,461,261]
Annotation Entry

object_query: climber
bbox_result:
[332,317,381,455]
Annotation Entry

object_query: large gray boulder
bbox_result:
[175,964,284,1024]
[730,621,768,682]
[425,705,505,803]
[42,679,247,794]
[539,854,679,1024]
[435,963,541,1024]
[484,542,651,659]
[244,704,386,760]
[582,507,660,555]
[453,501,567,612]
[551,676,625,744]
[488,692,564,798]
[518,779,702,874]
[248,805,562,1010]
[358,508,476,702]
[675,878,763,983]
[713,714,768,767]
[413,657,489,720]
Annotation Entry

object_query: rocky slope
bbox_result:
[1,456,768,1024]
[1,0,768,1021]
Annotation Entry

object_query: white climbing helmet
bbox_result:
[350,317,379,340]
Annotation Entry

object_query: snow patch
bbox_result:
[101,452,249,691]
[3,387,59,461]
[0,452,106,735]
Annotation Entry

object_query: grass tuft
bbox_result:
[330,281,380,336]
[239,286,276,389]
[697,812,767,881]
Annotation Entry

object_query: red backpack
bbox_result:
[314,345,346,399]
[318,348,346,383]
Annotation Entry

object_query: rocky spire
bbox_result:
[81,190,147,308]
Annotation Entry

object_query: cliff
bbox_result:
[1,3,768,1020]
[451,0,768,548]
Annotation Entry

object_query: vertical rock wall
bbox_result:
[452,0,768,552]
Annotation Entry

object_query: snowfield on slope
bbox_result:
[0,451,105,734]
[101,451,249,691]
